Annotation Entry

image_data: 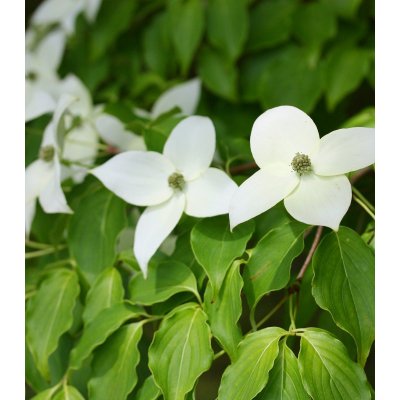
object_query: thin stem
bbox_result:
[25,239,54,250]
[213,350,226,360]
[25,290,37,300]
[25,245,67,259]
[352,186,375,212]
[255,295,289,329]
[249,308,257,332]
[43,258,75,269]
[296,226,323,281]
[353,196,375,220]
[289,295,296,331]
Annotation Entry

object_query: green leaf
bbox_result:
[31,387,59,400]
[68,184,127,284]
[259,46,324,114]
[26,344,48,393]
[243,221,306,311]
[256,341,309,400]
[149,304,213,400]
[312,227,374,366]
[218,327,286,400]
[136,376,161,400]
[90,0,137,60]
[198,47,238,101]
[324,46,372,110]
[88,323,143,400]
[207,0,248,61]
[129,260,199,305]
[82,267,124,326]
[27,269,80,380]
[143,12,176,78]
[253,202,292,242]
[239,52,271,103]
[168,0,205,75]
[321,0,362,18]
[191,215,254,294]
[246,0,296,52]
[144,114,184,153]
[341,107,375,128]
[204,261,243,360]
[292,3,337,48]
[298,328,371,399]
[69,301,142,370]
[53,386,85,400]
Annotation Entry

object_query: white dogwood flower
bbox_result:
[25,96,74,235]
[25,29,65,121]
[58,75,145,182]
[134,78,201,119]
[230,106,375,231]
[31,0,102,35]
[92,116,237,276]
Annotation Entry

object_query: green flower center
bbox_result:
[39,145,55,162]
[168,172,185,191]
[26,71,38,81]
[291,152,312,175]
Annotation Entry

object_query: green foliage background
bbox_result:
[26,0,375,399]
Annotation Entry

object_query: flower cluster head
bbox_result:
[92,116,237,276]
[229,105,375,231]
[25,95,75,234]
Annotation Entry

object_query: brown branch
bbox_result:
[229,162,257,175]
[296,225,324,282]
[350,167,373,184]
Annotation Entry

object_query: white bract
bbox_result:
[92,116,237,276]
[25,29,65,122]
[58,75,145,182]
[25,96,74,235]
[229,106,375,231]
[134,78,201,119]
[31,0,102,35]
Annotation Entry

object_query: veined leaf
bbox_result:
[259,46,324,114]
[207,0,249,61]
[68,185,127,284]
[298,328,371,399]
[149,304,213,400]
[82,268,124,326]
[243,221,306,311]
[129,260,199,305]
[136,375,161,400]
[53,386,85,400]
[69,301,142,370]
[292,3,337,48]
[27,269,80,380]
[218,327,287,400]
[204,260,243,360]
[90,0,137,60]
[168,0,205,75]
[312,227,374,366]
[246,0,296,52]
[191,215,253,294]
[88,323,143,400]
[198,47,238,102]
[324,46,372,110]
[31,387,59,400]
[256,341,309,400]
